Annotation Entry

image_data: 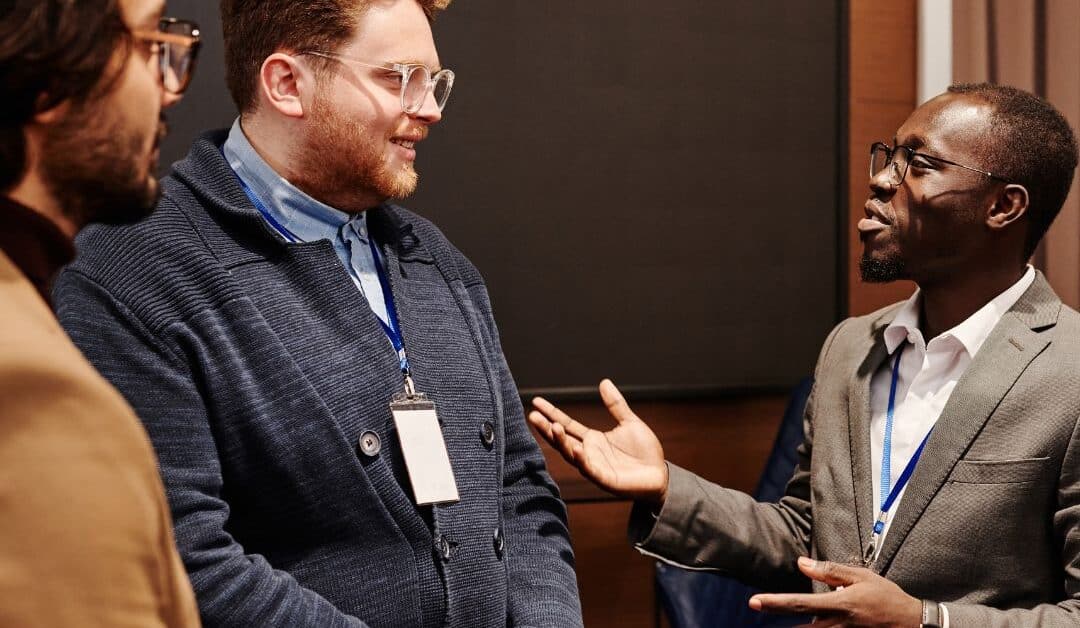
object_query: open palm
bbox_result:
[528,379,669,505]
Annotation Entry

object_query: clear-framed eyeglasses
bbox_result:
[133,17,202,95]
[300,50,454,114]
[870,141,1009,187]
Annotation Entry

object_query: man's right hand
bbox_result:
[528,379,669,506]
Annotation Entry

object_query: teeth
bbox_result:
[392,139,415,149]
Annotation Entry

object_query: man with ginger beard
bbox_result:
[0,0,201,625]
[54,1,583,626]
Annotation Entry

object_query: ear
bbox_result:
[258,53,312,119]
[986,183,1029,231]
[30,93,70,125]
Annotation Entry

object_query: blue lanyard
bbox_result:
[236,176,301,244]
[230,163,414,390]
[368,235,411,380]
[866,343,933,560]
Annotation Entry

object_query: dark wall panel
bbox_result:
[161,1,841,397]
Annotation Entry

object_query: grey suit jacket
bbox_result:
[631,273,1080,626]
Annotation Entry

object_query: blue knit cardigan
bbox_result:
[55,130,583,628]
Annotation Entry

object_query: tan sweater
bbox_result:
[0,197,200,627]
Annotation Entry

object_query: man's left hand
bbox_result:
[748,556,923,627]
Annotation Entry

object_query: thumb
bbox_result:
[599,378,640,425]
[797,557,866,588]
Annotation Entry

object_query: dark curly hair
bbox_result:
[947,83,1079,258]
[221,0,452,114]
[0,0,131,192]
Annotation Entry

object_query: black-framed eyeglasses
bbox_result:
[133,17,201,95]
[870,141,1009,186]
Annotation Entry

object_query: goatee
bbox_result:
[859,253,906,283]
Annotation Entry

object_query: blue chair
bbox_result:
[655,377,814,628]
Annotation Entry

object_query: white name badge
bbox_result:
[390,396,460,505]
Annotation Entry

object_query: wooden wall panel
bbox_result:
[847,0,918,316]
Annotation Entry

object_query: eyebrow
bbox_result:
[393,58,444,72]
[894,135,927,151]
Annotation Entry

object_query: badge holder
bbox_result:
[390,375,460,505]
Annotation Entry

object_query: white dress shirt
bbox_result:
[867,265,1035,626]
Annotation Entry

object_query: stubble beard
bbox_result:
[38,103,161,228]
[859,250,907,283]
[295,93,420,211]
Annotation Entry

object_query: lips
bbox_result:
[858,198,892,235]
[390,125,428,149]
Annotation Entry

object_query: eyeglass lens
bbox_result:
[159,19,199,94]
[402,67,452,113]
[870,144,908,184]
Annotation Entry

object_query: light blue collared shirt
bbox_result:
[222,118,389,325]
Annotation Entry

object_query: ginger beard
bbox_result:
[38,100,164,227]
[294,86,426,209]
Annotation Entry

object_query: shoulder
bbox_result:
[56,186,236,333]
[386,203,486,287]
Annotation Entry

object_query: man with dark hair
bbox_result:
[54,1,583,626]
[531,84,1080,627]
[0,0,201,625]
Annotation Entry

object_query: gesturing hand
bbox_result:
[749,557,923,628]
[528,379,669,505]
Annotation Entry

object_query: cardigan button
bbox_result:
[481,421,496,448]
[493,527,505,558]
[358,431,381,457]
[435,535,453,561]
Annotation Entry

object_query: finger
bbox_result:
[550,421,586,466]
[527,411,556,442]
[749,591,848,615]
[531,396,592,440]
[598,379,640,424]
[797,557,866,588]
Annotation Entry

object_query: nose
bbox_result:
[869,165,897,198]
[161,88,183,109]
[411,89,442,124]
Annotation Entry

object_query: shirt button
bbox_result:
[358,431,381,457]
[481,421,496,448]
[493,527,505,558]
[907,332,917,344]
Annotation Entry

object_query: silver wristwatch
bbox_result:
[920,599,943,628]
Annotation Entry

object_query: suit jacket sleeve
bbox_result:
[460,273,583,627]
[626,321,851,593]
[54,270,368,628]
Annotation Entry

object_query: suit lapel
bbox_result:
[848,315,892,558]
[872,274,1060,572]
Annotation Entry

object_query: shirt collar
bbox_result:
[884,265,1037,357]
[221,117,367,243]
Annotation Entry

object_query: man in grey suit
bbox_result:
[529,83,1080,627]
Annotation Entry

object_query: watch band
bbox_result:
[920,599,942,628]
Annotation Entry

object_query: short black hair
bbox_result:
[0,0,130,192]
[947,83,1079,258]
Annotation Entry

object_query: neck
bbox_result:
[917,263,1027,339]
[7,170,79,240]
